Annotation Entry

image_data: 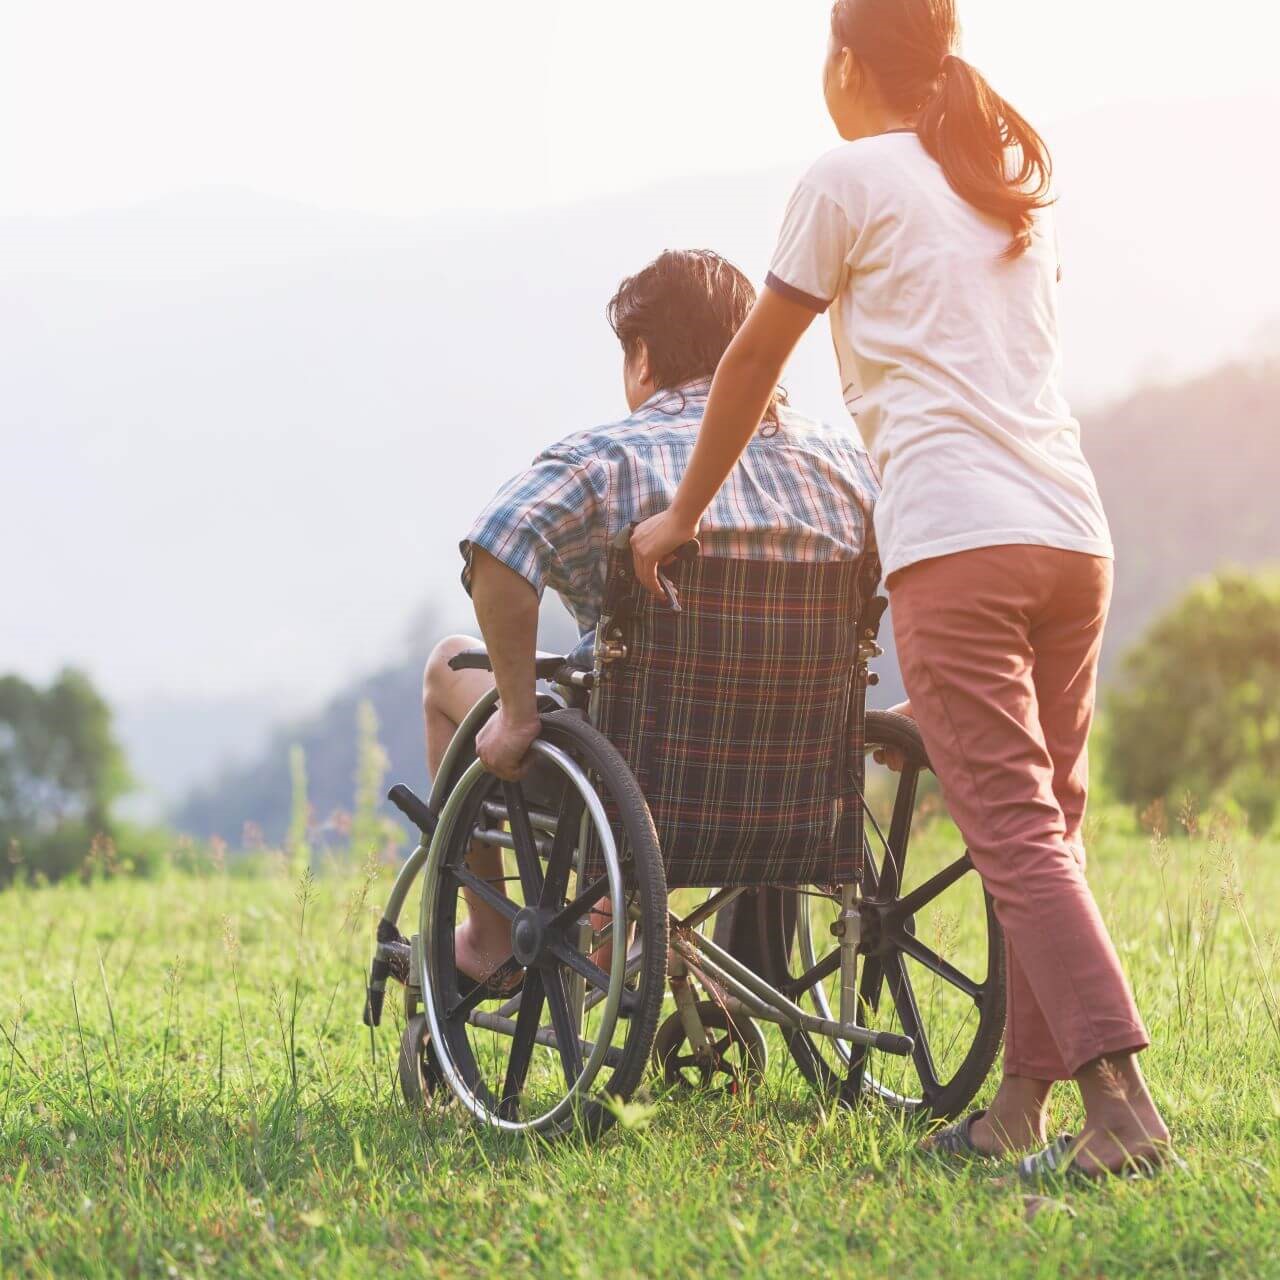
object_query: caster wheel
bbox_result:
[653,1001,767,1096]
[398,1013,445,1107]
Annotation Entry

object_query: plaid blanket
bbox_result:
[592,549,877,888]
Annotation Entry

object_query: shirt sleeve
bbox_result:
[766,175,854,314]
[460,454,607,601]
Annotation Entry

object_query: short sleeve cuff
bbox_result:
[458,535,544,600]
[765,271,832,315]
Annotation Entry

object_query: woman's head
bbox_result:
[825,0,1052,258]
[608,250,760,410]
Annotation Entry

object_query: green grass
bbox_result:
[2,817,1278,1279]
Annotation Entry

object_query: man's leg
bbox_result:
[424,635,514,983]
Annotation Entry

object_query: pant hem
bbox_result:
[1004,1061,1074,1083]
[1062,1030,1151,1079]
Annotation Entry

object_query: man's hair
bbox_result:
[607,251,781,416]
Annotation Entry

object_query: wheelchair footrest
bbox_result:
[871,1029,915,1056]
[363,918,411,1028]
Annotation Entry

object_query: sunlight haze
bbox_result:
[2,0,1276,216]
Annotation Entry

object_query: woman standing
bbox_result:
[633,0,1174,1178]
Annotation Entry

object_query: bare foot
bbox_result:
[1067,1118,1173,1177]
[453,917,514,985]
[1071,1053,1173,1176]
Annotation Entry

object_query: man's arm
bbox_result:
[471,548,542,781]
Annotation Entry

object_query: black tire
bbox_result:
[397,1013,444,1107]
[423,708,668,1138]
[758,710,1006,1120]
[653,1001,767,1096]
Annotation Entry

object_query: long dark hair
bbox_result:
[831,0,1052,259]
[607,249,786,424]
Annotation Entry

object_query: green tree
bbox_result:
[0,668,132,881]
[1106,568,1280,833]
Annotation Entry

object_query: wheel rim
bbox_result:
[654,1003,766,1096]
[420,742,630,1133]
[789,730,1002,1112]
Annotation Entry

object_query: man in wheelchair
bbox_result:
[424,249,879,991]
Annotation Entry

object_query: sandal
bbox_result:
[1015,1134,1188,1185]
[924,1110,998,1159]
[457,959,525,1001]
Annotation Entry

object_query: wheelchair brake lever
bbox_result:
[655,539,700,613]
[656,565,682,613]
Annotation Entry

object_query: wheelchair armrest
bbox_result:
[447,648,494,673]
[448,647,575,680]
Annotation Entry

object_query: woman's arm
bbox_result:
[630,287,817,597]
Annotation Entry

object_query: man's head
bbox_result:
[607,250,759,412]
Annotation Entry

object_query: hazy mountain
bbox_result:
[3,96,1277,823]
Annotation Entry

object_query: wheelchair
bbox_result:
[364,535,1006,1137]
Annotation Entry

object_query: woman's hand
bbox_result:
[475,706,541,781]
[631,508,700,600]
[873,700,914,772]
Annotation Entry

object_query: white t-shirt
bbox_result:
[767,131,1112,580]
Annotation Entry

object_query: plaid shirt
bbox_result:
[460,379,879,632]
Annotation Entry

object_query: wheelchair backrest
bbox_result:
[592,545,882,888]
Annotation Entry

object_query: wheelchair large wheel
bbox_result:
[759,710,1006,1120]
[420,709,668,1138]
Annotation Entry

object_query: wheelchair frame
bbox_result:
[363,606,935,1129]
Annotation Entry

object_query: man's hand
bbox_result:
[873,700,914,773]
[475,706,542,781]
[631,508,700,600]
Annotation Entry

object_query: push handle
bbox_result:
[387,784,437,837]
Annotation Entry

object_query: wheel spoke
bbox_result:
[884,952,939,1096]
[878,763,919,899]
[502,782,544,903]
[891,854,973,920]
[846,951,884,1090]
[539,786,585,909]
[543,967,585,1088]
[786,946,840,999]
[498,970,546,1118]
[546,937,612,995]
[895,931,984,1004]
[549,873,610,934]
[450,865,520,921]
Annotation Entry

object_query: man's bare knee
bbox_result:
[424,634,483,714]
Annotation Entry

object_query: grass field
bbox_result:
[3,814,1278,1278]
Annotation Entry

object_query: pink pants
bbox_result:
[889,545,1148,1079]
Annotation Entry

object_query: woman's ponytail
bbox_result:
[916,53,1052,259]
[831,0,1053,260]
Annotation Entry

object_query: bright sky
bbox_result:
[2,0,1276,217]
